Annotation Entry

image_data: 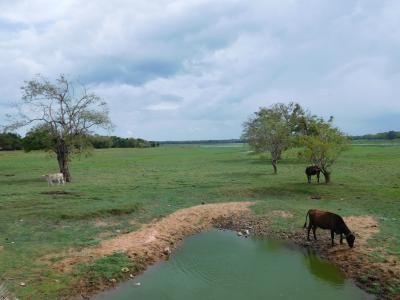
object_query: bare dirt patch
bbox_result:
[40,191,81,197]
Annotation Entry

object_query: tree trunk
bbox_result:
[56,140,71,182]
[322,171,330,184]
[272,159,277,174]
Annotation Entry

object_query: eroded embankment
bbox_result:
[49,203,399,299]
[56,202,254,274]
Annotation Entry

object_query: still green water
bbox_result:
[92,230,371,300]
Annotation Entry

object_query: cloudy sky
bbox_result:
[0,0,399,140]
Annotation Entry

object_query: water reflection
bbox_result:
[302,248,345,286]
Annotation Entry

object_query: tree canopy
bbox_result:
[299,117,350,183]
[0,132,23,150]
[5,74,112,181]
[242,102,306,174]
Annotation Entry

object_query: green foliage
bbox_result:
[352,130,400,140]
[0,133,23,150]
[242,102,306,173]
[90,135,159,148]
[299,118,350,183]
[22,124,56,152]
[387,131,398,140]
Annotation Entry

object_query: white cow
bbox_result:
[42,173,65,185]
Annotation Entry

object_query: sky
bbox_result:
[0,0,399,140]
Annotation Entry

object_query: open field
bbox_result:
[0,143,399,299]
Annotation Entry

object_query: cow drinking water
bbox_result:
[303,209,355,248]
[305,165,321,183]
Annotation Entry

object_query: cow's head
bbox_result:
[345,232,355,248]
[313,166,321,172]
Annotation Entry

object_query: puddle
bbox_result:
[91,230,372,300]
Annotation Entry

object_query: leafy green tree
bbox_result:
[299,117,350,183]
[242,102,306,174]
[5,74,112,182]
[22,124,55,151]
[89,135,113,149]
[0,133,23,150]
[387,131,397,140]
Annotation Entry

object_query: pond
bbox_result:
[91,230,372,300]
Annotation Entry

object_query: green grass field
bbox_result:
[0,143,399,299]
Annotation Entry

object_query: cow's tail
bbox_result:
[303,210,310,228]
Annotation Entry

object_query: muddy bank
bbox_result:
[55,202,253,298]
[215,213,400,300]
[52,202,399,299]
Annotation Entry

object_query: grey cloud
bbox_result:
[1,0,399,140]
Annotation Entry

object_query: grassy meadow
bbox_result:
[0,143,399,298]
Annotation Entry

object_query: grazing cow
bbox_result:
[305,165,321,183]
[42,173,65,186]
[303,209,355,248]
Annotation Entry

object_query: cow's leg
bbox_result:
[307,224,312,241]
[307,175,311,183]
[340,234,343,244]
[330,230,335,246]
[317,172,320,183]
[312,226,317,240]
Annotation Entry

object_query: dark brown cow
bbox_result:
[303,209,355,248]
[305,165,321,183]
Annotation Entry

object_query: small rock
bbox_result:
[109,278,117,283]
[244,229,250,235]
[129,274,134,278]
[116,229,121,233]
[121,267,130,273]
[201,201,205,205]
[19,282,26,287]
[163,246,171,255]
[237,231,243,236]
[134,282,141,286]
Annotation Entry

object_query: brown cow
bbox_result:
[303,209,355,248]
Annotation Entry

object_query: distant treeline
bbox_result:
[352,130,400,140]
[0,132,159,151]
[160,139,244,145]
[89,135,159,148]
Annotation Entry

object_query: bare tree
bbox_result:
[5,74,112,182]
